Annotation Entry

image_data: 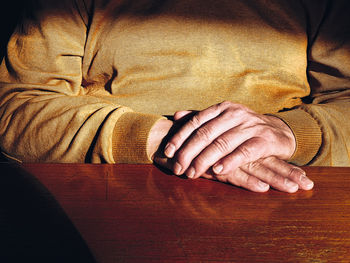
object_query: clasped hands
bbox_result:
[149,101,314,193]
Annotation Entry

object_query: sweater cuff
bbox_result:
[272,109,322,166]
[112,112,165,164]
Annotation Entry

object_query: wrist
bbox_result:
[267,115,297,159]
[147,119,173,161]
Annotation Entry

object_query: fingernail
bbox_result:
[164,143,176,158]
[258,181,269,190]
[213,164,223,174]
[284,178,298,192]
[187,167,196,179]
[174,162,182,175]
[301,175,314,190]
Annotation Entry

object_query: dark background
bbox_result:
[0,1,25,162]
[0,1,25,60]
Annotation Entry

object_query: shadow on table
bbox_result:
[0,164,96,263]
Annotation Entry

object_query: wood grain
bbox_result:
[11,164,350,262]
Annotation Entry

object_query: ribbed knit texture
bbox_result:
[112,112,164,163]
[273,109,322,165]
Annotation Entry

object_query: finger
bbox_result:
[211,137,268,176]
[153,156,173,171]
[224,167,270,192]
[240,158,299,193]
[164,103,224,159]
[198,168,217,180]
[259,157,314,190]
[185,125,260,178]
[173,110,193,121]
[175,114,245,176]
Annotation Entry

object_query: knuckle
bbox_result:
[269,173,280,185]
[210,103,222,112]
[263,156,277,164]
[287,166,304,180]
[236,145,252,160]
[189,114,202,129]
[213,137,232,153]
[219,100,233,108]
[241,172,251,186]
[245,114,261,127]
[233,107,246,117]
[220,103,253,122]
[246,175,260,189]
[195,126,213,142]
[235,103,249,113]
[173,111,185,120]
[231,108,251,123]
[223,108,240,120]
[234,168,250,187]
[246,159,262,171]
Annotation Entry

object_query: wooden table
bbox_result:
[1,164,350,262]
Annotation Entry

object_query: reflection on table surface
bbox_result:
[2,163,350,262]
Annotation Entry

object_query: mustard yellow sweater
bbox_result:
[0,0,349,165]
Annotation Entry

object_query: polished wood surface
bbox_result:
[2,164,350,262]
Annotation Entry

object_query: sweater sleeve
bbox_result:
[0,0,163,163]
[273,0,350,166]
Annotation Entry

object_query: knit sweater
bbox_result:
[0,0,349,165]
